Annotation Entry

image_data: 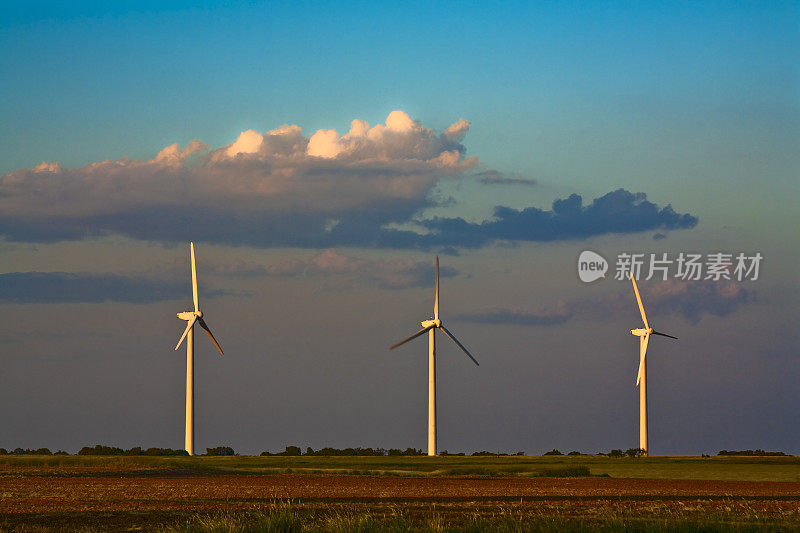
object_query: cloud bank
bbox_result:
[459,280,750,326]
[212,250,455,289]
[0,250,452,304]
[636,278,752,323]
[0,112,697,249]
[0,272,192,304]
[456,302,572,326]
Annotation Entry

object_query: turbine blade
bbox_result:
[174,316,198,350]
[191,242,199,313]
[440,324,479,366]
[197,317,224,356]
[390,325,433,350]
[652,330,678,340]
[636,333,649,386]
[630,270,649,329]
[434,256,439,320]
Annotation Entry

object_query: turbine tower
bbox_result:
[390,256,479,456]
[174,242,224,456]
[629,272,676,456]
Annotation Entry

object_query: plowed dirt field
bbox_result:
[2,470,800,531]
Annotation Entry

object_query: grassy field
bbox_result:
[167,506,800,533]
[2,455,799,531]
[1,453,798,481]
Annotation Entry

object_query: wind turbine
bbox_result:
[629,272,676,456]
[390,256,479,456]
[174,242,224,456]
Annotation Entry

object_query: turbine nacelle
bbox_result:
[631,327,652,337]
[390,255,479,367]
[174,243,224,357]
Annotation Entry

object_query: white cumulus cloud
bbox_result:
[0,111,476,245]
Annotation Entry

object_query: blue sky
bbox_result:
[0,1,798,455]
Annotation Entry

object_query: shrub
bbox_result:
[718,449,787,457]
[11,448,53,455]
[275,446,301,456]
[144,447,188,456]
[78,445,124,456]
[206,446,235,456]
[626,448,645,458]
[543,449,563,455]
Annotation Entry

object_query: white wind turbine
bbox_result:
[390,256,479,456]
[629,272,676,456]
[174,242,224,456]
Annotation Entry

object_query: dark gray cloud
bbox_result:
[477,170,537,186]
[460,280,750,326]
[0,272,208,303]
[0,189,698,251]
[419,189,698,247]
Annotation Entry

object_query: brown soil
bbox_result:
[2,474,800,530]
[4,475,800,513]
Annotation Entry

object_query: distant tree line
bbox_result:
[535,449,646,457]
[717,449,787,457]
[261,447,533,457]
[206,446,236,456]
[260,446,426,457]
[592,449,646,458]
[0,448,69,455]
[470,451,526,456]
[77,445,190,456]
[0,445,237,456]
[2,445,788,457]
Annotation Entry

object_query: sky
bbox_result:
[0,1,798,455]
